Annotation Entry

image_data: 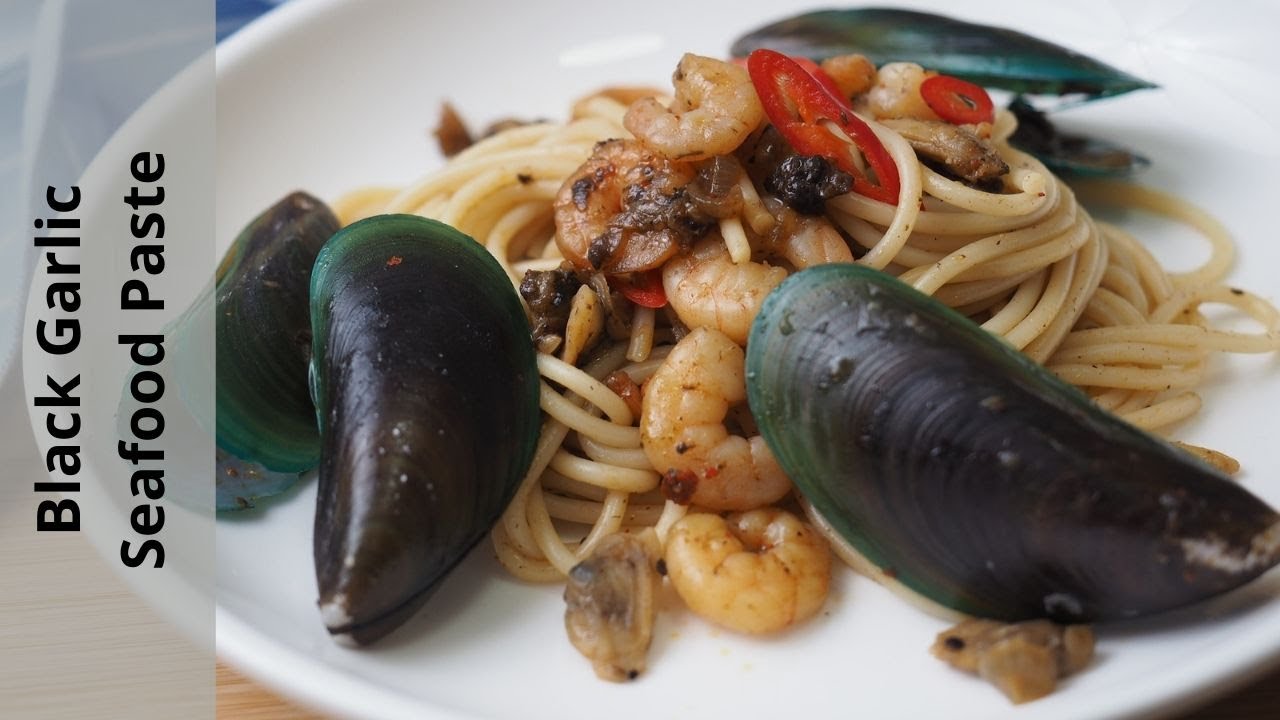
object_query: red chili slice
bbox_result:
[920,74,995,125]
[613,269,667,308]
[735,54,849,106]
[747,48,900,205]
[788,56,849,102]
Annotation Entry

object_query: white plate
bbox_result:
[214,1,1280,718]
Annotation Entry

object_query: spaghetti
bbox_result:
[331,57,1280,588]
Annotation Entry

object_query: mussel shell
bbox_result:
[215,191,338,509]
[730,8,1157,100]
[310,214,540,644]
[746,264,1280,622]
[1007,97,1150,177]
[216,191,336,470]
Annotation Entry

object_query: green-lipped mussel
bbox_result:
[1006,97,1150,177]
[730,7,1156,175]
[730,7,1155,99]
[310,214,540,644]
[216,191,338,510]
[746,264,1280,622]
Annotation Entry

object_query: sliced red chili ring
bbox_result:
[747,48,900,205]
[733,54,849,107]
[788,56,849,102]
[612,269,667,308]
[919,74,995,125]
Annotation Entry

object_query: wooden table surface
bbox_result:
[215,658,1280,719]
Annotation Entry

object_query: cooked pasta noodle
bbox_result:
[333,69,1280,587]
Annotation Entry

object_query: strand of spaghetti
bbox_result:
[500,416,571,558]
[547,450,659,493]
[525,486,579,574]
[386,149,588,213]
[628,306,656,362]
[487,201,555,282]
[539,380,641,448]
[1057,323,1280,354]
[415,196,451,220]
[903,197,1078,294]
[886,230,1010,269]
[828,211,897,257]
[1005,251,1077,352]
[653,501,689,545]
[537,353,632,425]
[1151,283,1280,329]
[737,171,774,234]
[855,120,924,270]
[526,482,634,573]
[512,258,563,276]
[721,215,752,264]
[1081,287,1149,328]
[542,469,609,501]
[568,96,631,127]
[1047,362,1204,391]
[439,168,548,225]
[990,106,1018,141]
[1099,224,1175,305]
[1075,179,1236,288]
[492,521,561,582]
[511,342,635,561]
[1117,392,1203,431]
[443,176,560,236]
[452,122,562,160]
[614,344,673,385]
[330,186,399,225]
[918,160,1048,217]
[575,490,632,559]
[1115,390,1161,416]
[981,270,1047,337]
[902,230,987,254]
[543,492,664,526]
[1091,388,1133,413]
[1023,222,1106,362]
[1051,342,1207,367]
[578,435,654,470]
[950,213,1090,284]
[831,177,1059,237]
[935,270,1039,310]
[1099,261,1150,316]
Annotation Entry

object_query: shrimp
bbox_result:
[661,237,786,346]
[664,509,831,634]
[775,215,855,268]
[819,53,877,100]
[640,327,791,510]
[624,53,765,161]
[861,61,940,122]
[553,138,704,273]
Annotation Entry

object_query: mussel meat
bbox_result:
[745,264,1280,622]
[310,214,540,644]
[215,191,338,510]
[730,8,1156,100]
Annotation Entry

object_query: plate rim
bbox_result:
[211,2,1280,718]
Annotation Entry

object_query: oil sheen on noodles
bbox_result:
[330,85,1279,584]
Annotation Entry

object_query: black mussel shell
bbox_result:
[1007,97,1150,177]
[215,191,338,510]
[310,214,540,644]
[730,8,1157,100]
[746,264,1280,622]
